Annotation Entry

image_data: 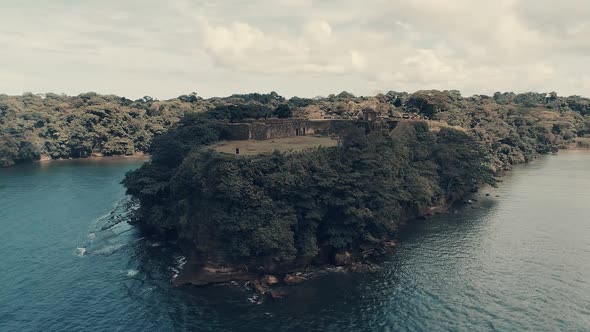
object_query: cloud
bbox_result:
[350,50,367,70]
[304,20,332,42]
[0,0,589,98]
[199,18,358,74]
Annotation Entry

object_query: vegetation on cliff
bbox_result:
[120,90,590,269]
[124,120,495,267]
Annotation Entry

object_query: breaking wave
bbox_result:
[76,197,140,256]
[126,269,139,277]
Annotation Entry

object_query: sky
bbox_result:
[1,0,589,99]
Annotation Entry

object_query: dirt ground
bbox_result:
[212,136,338,155]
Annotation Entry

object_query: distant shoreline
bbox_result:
[36,152,150,164]
[21,144,590,168]
[566,144,590,151]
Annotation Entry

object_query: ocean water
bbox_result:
[0,152,589,331]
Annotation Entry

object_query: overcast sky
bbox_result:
[1,0,589,99]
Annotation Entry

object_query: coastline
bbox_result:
[171,198,456,290]
[171,148,590,292]
[37,152,150,164]
[566,138,590,150]
[565,145,590,151]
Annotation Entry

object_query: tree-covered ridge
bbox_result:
[120,90,590,269]
[1,89,589,167]
[0,92,185,166]
[0,91,290,167]
[123,120,496,266]
[401,90,590,171]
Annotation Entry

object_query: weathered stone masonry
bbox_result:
[223,119,335,141]
[222,118,403,141]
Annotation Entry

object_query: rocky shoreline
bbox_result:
[172,242,392,300]
[170,149,580,295]
[169,187,504,299]
[170,204,451,292]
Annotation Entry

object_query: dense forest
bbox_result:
[0,91,288,167]
[121,90,590,270]
[2,90,589,168]
[3,88,590,270]
[124,120,495,267]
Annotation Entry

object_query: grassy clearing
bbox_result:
[426,120,466,133]
[213,136,338,155]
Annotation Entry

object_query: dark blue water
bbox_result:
[1,153,589,331]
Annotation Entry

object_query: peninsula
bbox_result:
[3,90,590,287]
[120,90,588,286]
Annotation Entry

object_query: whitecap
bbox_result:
[147,240,162,248]
[126,269,139,277]
[76,247,87,256]
[247,295,263,305]
[175,256,187,269]
[169,266,180,280]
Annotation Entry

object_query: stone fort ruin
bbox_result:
[221,108,409,141]
[223,119,336,141]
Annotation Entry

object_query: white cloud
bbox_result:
[304,20,332,42]
[0,0,589,98]
[350,50,367,70]
[199,19,357,75]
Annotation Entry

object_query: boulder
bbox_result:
[262,275,279,286]
[381,240,396,248]
[253,281,268,294]
[283,274,306,285]
[334,251,353,266]
[203,265,234,274]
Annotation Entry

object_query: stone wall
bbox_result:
[307,120,334,134]
[223,123,251,140]
[223,119,339,141]
[251,119,310,140]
